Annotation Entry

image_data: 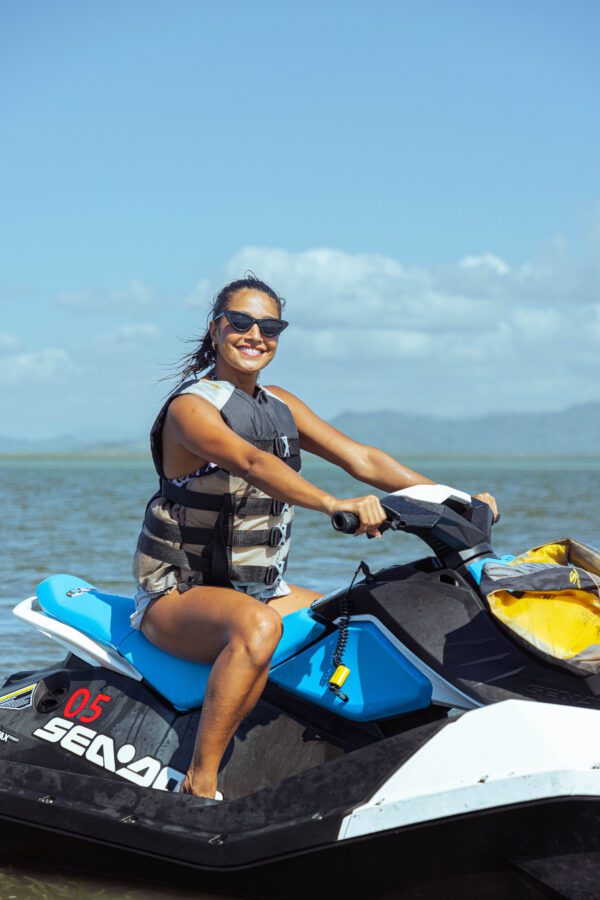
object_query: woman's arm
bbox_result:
[266,385,435,491]
[165,394,387,535]
[266,386,499,519]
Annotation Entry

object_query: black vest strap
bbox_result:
[161,481,224,510]
[235,496,288,517]
[160,480,287,516]
[136,533,285,586]
[208,497,233,586]
[144,508,292,548]
[136,533,210,574]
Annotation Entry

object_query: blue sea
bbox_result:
[0,455,599,897]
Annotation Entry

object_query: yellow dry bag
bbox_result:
[480,539,600,674]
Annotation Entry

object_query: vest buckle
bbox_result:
[264,565,279,586]
[274,435,290,458]
[271,499,289,516]
[268,524,287,548]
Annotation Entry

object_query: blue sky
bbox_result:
[1,1,599,440]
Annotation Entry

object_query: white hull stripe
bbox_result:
[339,769,600,840]
[339,699,600,840]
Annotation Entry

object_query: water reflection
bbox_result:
[0,864,233,899]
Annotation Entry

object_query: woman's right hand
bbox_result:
[325,495,387,538]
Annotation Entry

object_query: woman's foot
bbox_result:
[180,772,223,800]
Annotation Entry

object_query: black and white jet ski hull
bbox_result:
[0,661,599,900]
[3,483,600,898]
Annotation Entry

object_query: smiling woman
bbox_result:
[131,274,498,802]
[174,276,287,382]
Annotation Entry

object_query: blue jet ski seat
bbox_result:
[36,575,326,711]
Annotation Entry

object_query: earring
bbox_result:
[212,341,217,351]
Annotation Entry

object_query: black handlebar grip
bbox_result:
[332,511,360,534]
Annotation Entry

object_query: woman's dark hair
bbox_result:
[174,274,285,382]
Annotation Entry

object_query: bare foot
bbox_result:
[180,772,219,799]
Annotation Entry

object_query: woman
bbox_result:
[132,275,498,801]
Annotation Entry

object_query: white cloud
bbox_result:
[111,323,161,342]
[30,240,595,428]
[459,253,510,275]
[509,307,561,340]
[56,289,93,307]
[57,280,160,310]
[223,246,502,334]
[0,332,21,354]
[203,242,600,415]
[183,278,212,308]
[90,323,162,353]
[591,305,600,342]
[0,348,72,386]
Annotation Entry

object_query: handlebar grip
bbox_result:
[332,511,360,534]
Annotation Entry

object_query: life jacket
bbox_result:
[134,375,301,589]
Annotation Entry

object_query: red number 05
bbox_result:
[64,689,111,723]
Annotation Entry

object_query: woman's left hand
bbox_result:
[474,492,499,522]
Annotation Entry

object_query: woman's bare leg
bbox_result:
[142,584,283,799]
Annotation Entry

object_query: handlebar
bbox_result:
[330,489,498,571]
[331,499,498,537]
[331,511,361,534]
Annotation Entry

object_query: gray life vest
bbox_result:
[135,375,301,588]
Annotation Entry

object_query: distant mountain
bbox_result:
[2,403,599,456]
[329,402,600,455]
[0,434,148,456]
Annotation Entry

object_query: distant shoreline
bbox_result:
[4,402,600,459]
[2,452,600,462]
[0,452,151,460]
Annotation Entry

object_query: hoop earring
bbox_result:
[212,341,217,351]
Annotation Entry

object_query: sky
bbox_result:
[1,0,599,441]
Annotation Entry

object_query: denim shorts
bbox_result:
[130,576,292,631]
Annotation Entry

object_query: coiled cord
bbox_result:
[328,560,372,703]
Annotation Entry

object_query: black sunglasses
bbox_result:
[214,310,289,338]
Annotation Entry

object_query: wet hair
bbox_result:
[173,274,285,382]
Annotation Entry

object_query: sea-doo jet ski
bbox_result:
[1,485,600,899]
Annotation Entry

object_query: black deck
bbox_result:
[313,560,600,710]
[1,768,599,898]
[0,720,447,878]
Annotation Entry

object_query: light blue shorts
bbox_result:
[130,577,292,631]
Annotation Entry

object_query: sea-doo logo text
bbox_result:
[527,683,597,707]
[66,587,93,597]
[32,717,184,791]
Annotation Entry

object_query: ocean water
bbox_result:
[0,455,599,896]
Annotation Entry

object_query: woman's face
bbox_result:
[210,288,281,376]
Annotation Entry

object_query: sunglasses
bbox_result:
[214,310,289,338]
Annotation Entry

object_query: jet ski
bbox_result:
[1,484,600,899]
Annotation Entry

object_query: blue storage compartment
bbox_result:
[270,621,432,721]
